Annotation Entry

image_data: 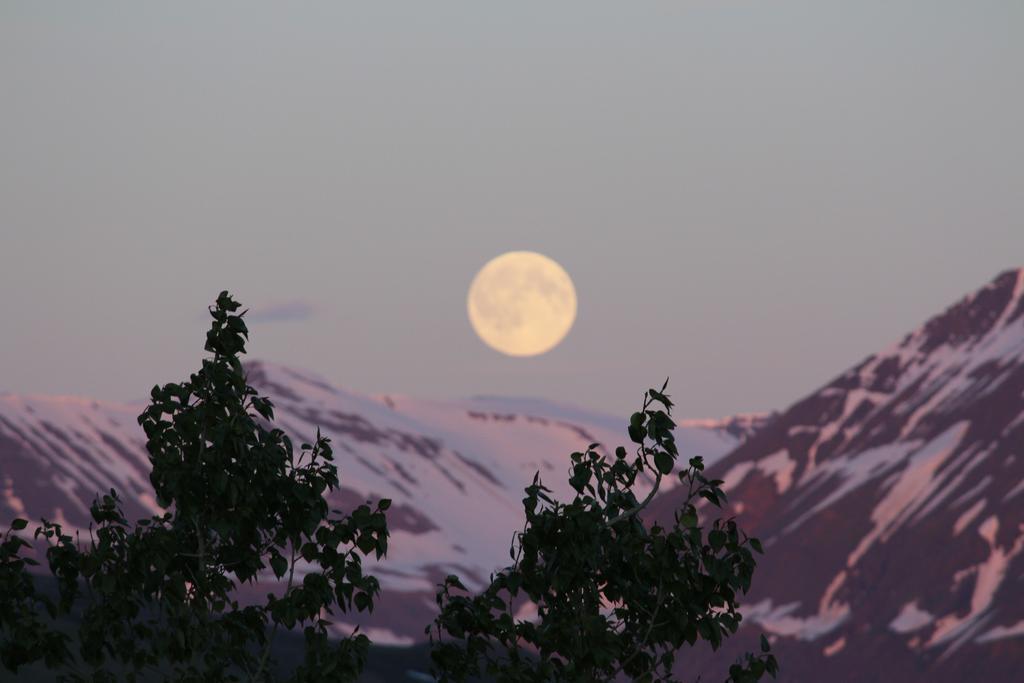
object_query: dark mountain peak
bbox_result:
[915,267,1023,354]
[652,269,1024,682]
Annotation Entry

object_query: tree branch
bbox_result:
[604,469,662,527]
[252,540,297,682]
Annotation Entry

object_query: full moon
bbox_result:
[467,251,577,357]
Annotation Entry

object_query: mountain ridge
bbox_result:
[651,267,1024,682]
[0,360,753,644]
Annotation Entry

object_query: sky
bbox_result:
[1,1,1022,419]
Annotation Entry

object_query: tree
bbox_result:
[0,291,390,682]
[427,382,778,682]
[1,291,776,683]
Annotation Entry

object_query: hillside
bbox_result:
[0,364,753,644]
[652,269,1024,682]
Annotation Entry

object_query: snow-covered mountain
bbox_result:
[0,364,753,644]
[652,268,1024,682]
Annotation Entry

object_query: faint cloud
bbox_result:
[246,300,316,324]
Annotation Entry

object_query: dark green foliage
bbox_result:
[0,292,390,682]
[1,290,777,683]
[0,523,72,672]
[428,382,778,682]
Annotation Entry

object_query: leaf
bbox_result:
[445,575,467,591]
[648,388,673,408]
[654,451,673,475]
[699,489,721,507]
[761,634,771,653]
[10,518,28,531]
[628,425,647,444]
[356,535,377,555]
[269,553,288,579]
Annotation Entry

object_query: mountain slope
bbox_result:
[0,365,752,644]
[652,268,1024,682]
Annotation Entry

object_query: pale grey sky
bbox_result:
[1,1,1022,418]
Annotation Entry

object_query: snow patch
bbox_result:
[721,462,755,492]
[1004,477,1024,502]
[1,476,27,517]
[846,422,969,567]
[889,601,935,633]
[331,623,416,646]
[977,620,1024,643]
[137,492,164,515]
[745,599,849,641]
[927,517,1024,650]
[719,450,796,496]
[784,440,914,535]
[822,636,846,657]
[746,571,850,643]
[952,499,986,536]
[757,450,797,494]
[978,516,999,546]
[949,476,992,508]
